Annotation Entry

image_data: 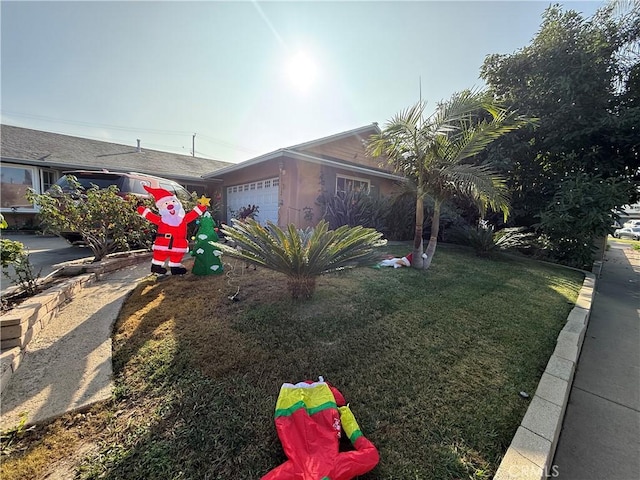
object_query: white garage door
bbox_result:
[226,177,279,225]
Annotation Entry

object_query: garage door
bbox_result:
[226,177,279,225]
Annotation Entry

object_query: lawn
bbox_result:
[609,235,640,250]
[0,244,584,480]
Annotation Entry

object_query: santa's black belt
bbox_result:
[157,233,174,249]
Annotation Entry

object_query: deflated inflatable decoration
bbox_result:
[262,379,379,480]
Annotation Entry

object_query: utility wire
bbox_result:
[1,110,260,157]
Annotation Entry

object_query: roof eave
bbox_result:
[1,156,212,183]
[284,150,404,181]
[287,123,381,152]
[204,148,404,182]
[202,149,287,178]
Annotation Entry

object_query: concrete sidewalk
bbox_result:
[0,261,152,430]
[553,243,640,479]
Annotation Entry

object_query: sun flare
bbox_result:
[285,51,318,92]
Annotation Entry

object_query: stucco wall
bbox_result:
[208,153,402,228]
[212,159,281,224]
[283,161,322,227]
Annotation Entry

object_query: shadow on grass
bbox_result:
[7,246,586,480]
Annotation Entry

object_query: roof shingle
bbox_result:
[1,125,233,181]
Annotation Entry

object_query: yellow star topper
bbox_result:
[197,195,211,207]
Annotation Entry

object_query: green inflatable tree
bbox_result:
[190,212,224,275]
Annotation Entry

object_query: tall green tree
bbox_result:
[367,89,528,269]
[480,3,639,265]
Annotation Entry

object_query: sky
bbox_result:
[1,0,604,164]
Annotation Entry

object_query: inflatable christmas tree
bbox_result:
[190,212,224,275]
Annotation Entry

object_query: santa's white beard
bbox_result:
[160,205,186,227]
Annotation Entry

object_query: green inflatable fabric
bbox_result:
[190,212,224,275]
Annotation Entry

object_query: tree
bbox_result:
[538,173,635,267]
[27,177,153,261]
[217,219,385,299]
[480,3,639,265]
[367,89,529,269]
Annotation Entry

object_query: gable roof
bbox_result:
[1,125,233,182]
[203,123,403,181]
[288,123,380,153]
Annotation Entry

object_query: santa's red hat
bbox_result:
[143,185,175,206]
[400,253,412,267]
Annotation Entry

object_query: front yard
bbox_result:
[1,244,583,479]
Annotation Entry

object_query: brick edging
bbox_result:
[0,252,152,394]
[493,271,596,479]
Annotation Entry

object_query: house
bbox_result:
[1,124,231,228]
[1,123,403,230]
[205,124,404,227]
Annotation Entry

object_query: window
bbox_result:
[228,178,279,194]
[336,174,369,194]
[159,181,191,201]
[41,170,57,192]
[1,164,37,211]
[184,184,206,196]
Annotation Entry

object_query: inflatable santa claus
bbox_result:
[137,186,208,275]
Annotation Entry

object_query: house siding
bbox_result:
[297,134,389,172]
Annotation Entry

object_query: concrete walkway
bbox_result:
[0,262,152,430]
[553,242,640,479]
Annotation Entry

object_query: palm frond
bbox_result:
[218,219,386,298]
[439,163,511,220]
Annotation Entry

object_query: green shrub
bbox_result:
[317,190,388,231]
[218,219,386,299]
[1,239,40,296]
[450,222,534,257]
[26,176,155,261]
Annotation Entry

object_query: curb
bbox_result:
[493,270,596,480]
[0,252,152,395]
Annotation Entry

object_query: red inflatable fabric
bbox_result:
[262,380,379,480]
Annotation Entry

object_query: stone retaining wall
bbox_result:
[0,253,151,394]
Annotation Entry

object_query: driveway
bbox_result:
[1,233,92,294]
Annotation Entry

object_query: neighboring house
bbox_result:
[1,124,231,227]
[206,124,404,227]
[1,123,403,230]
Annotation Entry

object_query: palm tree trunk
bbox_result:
[423,200,441,270]
[412,185,425,269]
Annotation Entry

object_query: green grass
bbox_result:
[1,245,584,480]
[609,235,640,250]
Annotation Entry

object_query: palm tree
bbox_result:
[218,219,385,299]
[367,89,530,269]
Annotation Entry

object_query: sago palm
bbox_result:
[367,88,530,269]
[218,219,385,299]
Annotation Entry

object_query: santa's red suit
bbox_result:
[137,186,206,275]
